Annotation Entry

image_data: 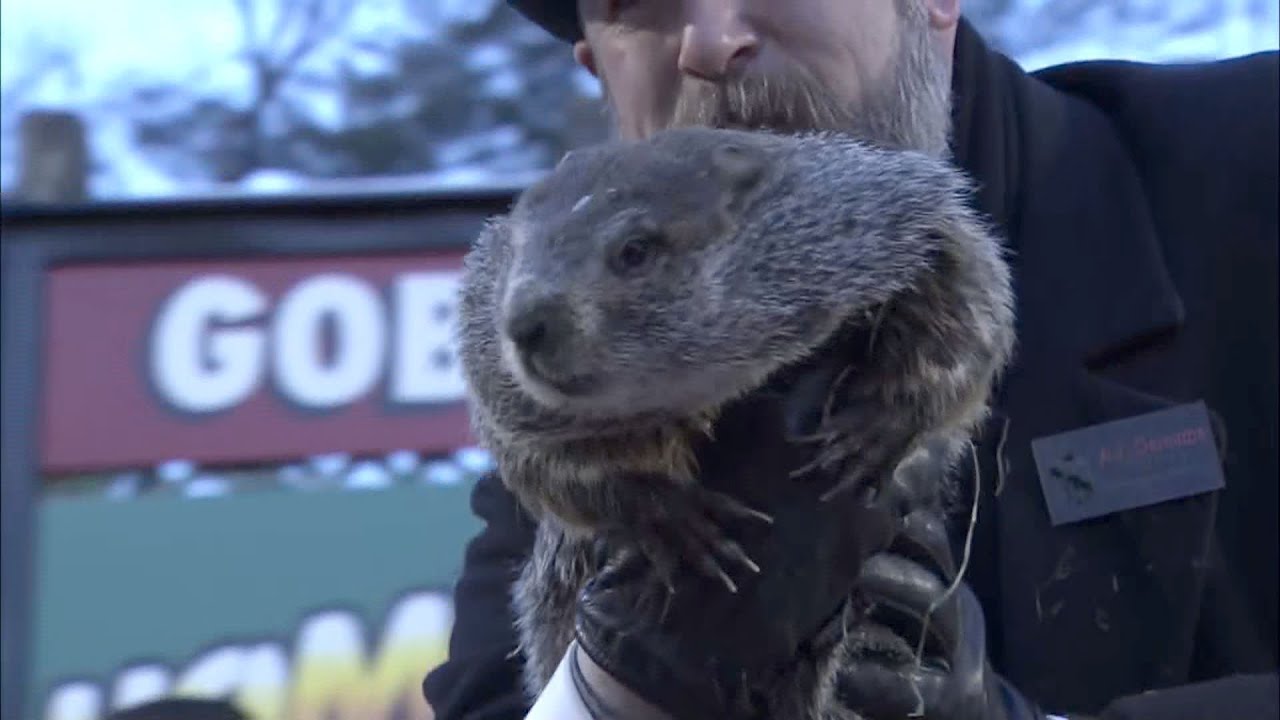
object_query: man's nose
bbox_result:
[677,2,759,81]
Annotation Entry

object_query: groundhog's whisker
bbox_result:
[913,440,982,668]
[821,363,858,424]
[788,453,829,480]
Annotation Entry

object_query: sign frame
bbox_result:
[0,186,519,720]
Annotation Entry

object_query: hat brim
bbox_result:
[507,0,583,43]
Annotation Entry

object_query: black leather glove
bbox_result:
[833,446,1046,720]
[572,387,899,720]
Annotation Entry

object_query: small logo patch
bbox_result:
[1031,401,1224,526]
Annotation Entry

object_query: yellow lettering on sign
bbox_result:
[41,591,455,720]
[289,594,452,720]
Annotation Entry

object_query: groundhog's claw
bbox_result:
[616,480,770,595]
[789,399,919,504]
[631,518,742,594]
[701,488,776,526]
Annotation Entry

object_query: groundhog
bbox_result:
[455,126,1016,711]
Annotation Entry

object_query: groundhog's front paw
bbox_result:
[609,479,773,595]
[788,394,921,504]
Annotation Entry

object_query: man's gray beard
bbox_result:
[653,4,952,158]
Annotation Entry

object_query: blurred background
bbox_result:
[4,0,1278,202]
[1,2,1277,719]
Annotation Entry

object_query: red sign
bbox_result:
[40,251,476,474]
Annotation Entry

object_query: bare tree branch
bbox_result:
[266,0,302,62]
[224,0,358,175]
[234,0,259,57]
[278,0,357,72]
[1,49,73,111]
[1,30,79,112]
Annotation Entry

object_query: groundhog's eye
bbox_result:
[608,232,664,275]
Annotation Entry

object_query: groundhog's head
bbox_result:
[494,127,846,418]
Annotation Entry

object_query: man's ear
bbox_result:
[574,41,599,77]
[925,0,961,30]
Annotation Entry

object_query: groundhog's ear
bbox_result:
[710,143,768,196]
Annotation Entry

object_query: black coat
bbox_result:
[423,20,1279,719]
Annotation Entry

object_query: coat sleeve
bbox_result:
[423,471,538,719]
[1097,672,1278,720]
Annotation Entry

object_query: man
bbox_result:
[424,1,1278,718]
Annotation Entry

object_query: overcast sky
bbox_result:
[0,0,467,105]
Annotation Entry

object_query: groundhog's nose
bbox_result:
[504,297,572,362]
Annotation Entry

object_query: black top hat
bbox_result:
[508,0,583,43]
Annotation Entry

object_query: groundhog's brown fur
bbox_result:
[455,126,1015,715]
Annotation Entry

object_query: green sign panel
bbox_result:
[31,480,481,720]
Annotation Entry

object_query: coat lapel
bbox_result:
[986,369,1218,712]
[948,21,1222,713]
